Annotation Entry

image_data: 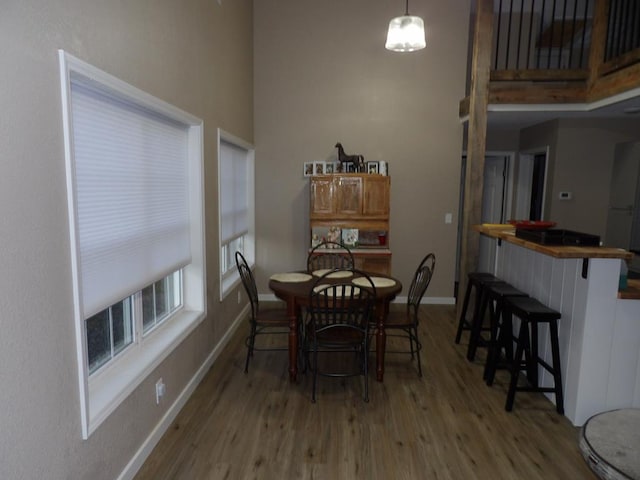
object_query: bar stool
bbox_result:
[480,282,529,384]
[455,272,502,361]
[502,296,564,414]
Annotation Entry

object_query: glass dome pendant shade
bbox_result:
[385,0,426,52]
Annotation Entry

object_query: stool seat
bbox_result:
[502,296,564,414]
[455,272,502,357]
[507,296,562,320]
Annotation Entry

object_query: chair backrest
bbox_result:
[307,241,355,272]
[235,251,259,319]
[407,253,436,316]
[308,269,376,338]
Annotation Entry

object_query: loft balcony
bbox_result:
[460,0,640,120]
[457,0,640,317]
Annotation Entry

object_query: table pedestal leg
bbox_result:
[376,302,388,382]
[287,304,299,382]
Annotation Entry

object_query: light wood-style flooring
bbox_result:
[134,305,595,479]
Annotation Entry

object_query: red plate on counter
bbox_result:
[508,220,557,230]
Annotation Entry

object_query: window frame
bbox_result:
[59,50,206,439]
[218,129,255,300]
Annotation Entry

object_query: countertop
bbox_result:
[474,224,632,260]
[619,279,640,299]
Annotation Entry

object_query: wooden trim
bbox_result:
[588,0,610,87]
[599,47,640,76]
[491,69,588,82]
[488,83,588,104]
[589,62,640,102]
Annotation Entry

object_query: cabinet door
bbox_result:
[310,177,335,216]
[354,255,391,275]
[336,176,363,215]
[363,176,390,216]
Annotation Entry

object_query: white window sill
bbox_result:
[220,270,242,301]
[86,308,205,438]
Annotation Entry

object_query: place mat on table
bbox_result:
[312,269,354,278]
[352,276,396,288]
[312,285,361,296]
[270,272,312,283]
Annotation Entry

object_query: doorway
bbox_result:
[456,153,511,287]
[514,149,549,221]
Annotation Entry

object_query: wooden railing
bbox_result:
[489,0,640,85]
[492,0,593,76]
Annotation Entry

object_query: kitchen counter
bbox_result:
[473,224,632,260]
[476,225,640,426]
[619,278,640,299]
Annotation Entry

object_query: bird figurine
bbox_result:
[335,142,365,172]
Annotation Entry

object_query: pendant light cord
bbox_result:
[405,0,410,15]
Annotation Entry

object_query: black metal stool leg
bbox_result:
[549,321,564,414]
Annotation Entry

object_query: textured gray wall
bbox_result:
[0,1,252,478]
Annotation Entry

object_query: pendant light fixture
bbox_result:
[385,0,426,52]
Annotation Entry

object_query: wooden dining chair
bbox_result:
[382,253,435,377]
[305,269,376,402]
[235,251,290,373]
[307,241,355,272]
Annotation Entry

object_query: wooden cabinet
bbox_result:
[336,176,362,215]
[310,176,334,215]
[362,175,389,216]
[309,173,391,274]
[310,174,390,220]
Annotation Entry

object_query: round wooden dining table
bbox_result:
[268,270,402,383]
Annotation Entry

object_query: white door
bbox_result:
[478,156,507,273]
[605,141,640,249]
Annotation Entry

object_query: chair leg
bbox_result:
[363,343,369,403]
[413,325,422,378]
[408,327,416,359]
[244,324,257,373]
[311,342,318,403]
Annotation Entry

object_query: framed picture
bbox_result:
[314,161,325,175]
[303,162,314,177]
[324,162,334,174]
[345,161,356,173]
[367,161,379,174]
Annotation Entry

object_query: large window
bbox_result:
[59,51,206,438]
[218,130,255,299]
[86,270,182,374]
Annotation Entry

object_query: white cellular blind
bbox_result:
[220,140,249,244]
[70,77,191,318]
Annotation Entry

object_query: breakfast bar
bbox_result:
[474,225,640,426]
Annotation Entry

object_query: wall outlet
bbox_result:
[445,213,453,224]
[558,191,572,200]
[155,378,166,405]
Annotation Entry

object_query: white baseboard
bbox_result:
[259,293,455,305]
[117,304,248,480]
